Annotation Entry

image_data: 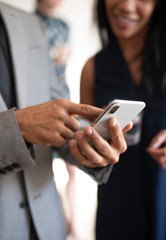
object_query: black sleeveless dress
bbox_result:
[95,41,166,240]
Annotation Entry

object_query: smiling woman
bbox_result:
[80,0,166,239]
[105,0,157,41]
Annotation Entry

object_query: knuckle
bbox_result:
[114,134,121,143]
[81,105,91,115]
[92,131,100,142]
[115,155,120,163]
[109,152,119,164]
[81,161,93,168]
[121,142,127,153]
[89,154,99,163]
[114,133,127,153]
[99,143,109,155]
[53,109,67,122]
[97,157,104,165]
[59,98,67,106]
[101,160,110,167]
[55,98,66,106]
[113,156,119,164]
[52,100,66,114]
[65,131,74,139]
[87,153,103,166]
[72,118,80,131]
[59,111,67,122]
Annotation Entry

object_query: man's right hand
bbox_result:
[15,99,103,147]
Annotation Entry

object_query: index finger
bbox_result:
[67,101,103,120]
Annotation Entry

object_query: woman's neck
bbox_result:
[118,37,144,64]
[117,32,146,86]
[117,25,148,63]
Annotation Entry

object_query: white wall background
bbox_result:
[0,0,35,12]
[0,1,101,239]
[56,0,101,102]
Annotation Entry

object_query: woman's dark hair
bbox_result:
[94,0,166,97]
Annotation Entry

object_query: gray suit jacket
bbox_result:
[0,3,67,240]
[0,2,113,240]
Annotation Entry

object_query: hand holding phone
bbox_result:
[93,99,146,142]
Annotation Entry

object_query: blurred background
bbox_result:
[0,0,101,239]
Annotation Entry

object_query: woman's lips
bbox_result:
[114,15,136,28]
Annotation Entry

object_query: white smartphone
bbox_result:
[93,99,146,141]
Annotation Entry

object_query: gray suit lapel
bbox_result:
[0,3,29,108]
[0,94,7,111]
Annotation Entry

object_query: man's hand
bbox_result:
[69,118,132,168]
[15,99,103,147]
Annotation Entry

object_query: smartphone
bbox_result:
[93,99,146,141]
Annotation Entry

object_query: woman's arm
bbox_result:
[80,57,95,105]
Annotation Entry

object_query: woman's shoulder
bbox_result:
[82,56,95,77]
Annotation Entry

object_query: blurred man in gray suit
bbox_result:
[0,2,130,240]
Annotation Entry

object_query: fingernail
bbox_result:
[85,127,93,136]
[149,143,158,149]
[75,132,83,140]
[69,140,76,147]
